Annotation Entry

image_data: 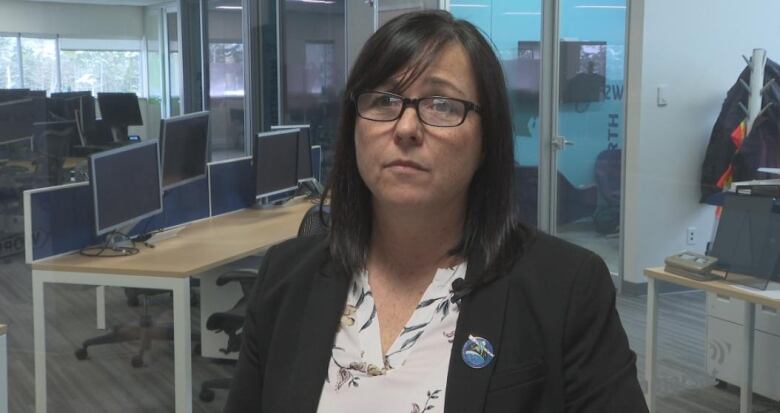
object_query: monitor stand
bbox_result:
[104,221,137,252]
[110,125,128,143]
[105,231,134,252]
[300,179,324,197]
[253,195,292,209]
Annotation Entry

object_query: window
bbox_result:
[60,50,142,94]
[59,38,143,95]
[0,34,143,95]
[0,35,21,88]
[304,41,334,94]
[20,37,57,91]
[209,42,244,97]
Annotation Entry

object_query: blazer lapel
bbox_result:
[444,260,512,413]
[287,253,350,413]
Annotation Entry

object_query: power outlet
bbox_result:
[686,227,696,245]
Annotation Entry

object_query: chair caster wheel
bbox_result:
[199,388,215,402]
[131,355,144,368]
[74,348,88,360]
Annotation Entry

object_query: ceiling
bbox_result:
[24,0,169,7]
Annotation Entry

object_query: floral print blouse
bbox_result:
[317,262,467,413]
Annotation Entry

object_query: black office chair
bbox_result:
[199,203,331,402]
[513,164,598,227]
[593,149,621,235]
[74,283,199,368]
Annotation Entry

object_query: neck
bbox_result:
[368,199,466,281]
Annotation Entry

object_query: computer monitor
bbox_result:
[709,193,780,289]
[97,92,143,142]
[160,111,210,190]
[0,89,31,103]
[270,124,314,183]
[560,41,607,103]
[0,97,36,144]
[89,140,162,248]
[509,41,541,103]
[254,129,299,202]
[32,121,77,185]
[49,92,96,144]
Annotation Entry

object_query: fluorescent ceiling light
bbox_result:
[216,5,242,10]
[575,5,626,9]
[450,4,490,7]
[299,0,336,3]
[503,11,541,15]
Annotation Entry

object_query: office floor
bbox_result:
[1,253,780,412]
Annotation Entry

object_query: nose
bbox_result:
[393,103,423,146]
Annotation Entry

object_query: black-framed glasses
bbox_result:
[354,91,481,127]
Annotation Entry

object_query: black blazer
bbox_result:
[224,231,648,413]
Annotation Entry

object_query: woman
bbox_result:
[225,10,647,413]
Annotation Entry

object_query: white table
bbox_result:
[644,267,780,413]
[31,201,311,413]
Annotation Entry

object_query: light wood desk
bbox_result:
[0,324,6,413]
[644,267,780,413]
[31,200,313,413]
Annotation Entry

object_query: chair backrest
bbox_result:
[594,148,621,205]
[297,203,331,237]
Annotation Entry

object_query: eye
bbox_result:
[425,98,458,114]
[370,93,400,108]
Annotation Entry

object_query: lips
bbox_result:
[384,159,428,171]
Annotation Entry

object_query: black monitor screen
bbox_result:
[254,130,299,198]
[0,98,36,143]
[97,92,143,126]
[508,41,541,102]
[33,121,78,156]
[160,111,210,190]
[560,41,607,103]
[709,194,780,281]
[49,92,95,139]
[0,89,31,103]
[271,124,313,182]
[89,140,162,235]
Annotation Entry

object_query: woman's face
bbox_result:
[354,42,483,212]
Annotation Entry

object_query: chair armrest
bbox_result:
[216,269,258,287]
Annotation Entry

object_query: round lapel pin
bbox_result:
[461,334,495,369]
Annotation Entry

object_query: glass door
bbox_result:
[548,0,626,276]
[164,8,182,117]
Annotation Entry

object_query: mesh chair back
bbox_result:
[297,204,331,237]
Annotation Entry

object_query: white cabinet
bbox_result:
[707,293,780,400]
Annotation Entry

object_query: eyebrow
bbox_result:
[380,75,470,99]
[423,76,468,98]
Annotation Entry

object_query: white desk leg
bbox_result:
[0,333,7,413]
[172,278,192,413]
[644,277,659,413]
[740,301,755,413]
[96,286,106,330]
[32,273,47,413]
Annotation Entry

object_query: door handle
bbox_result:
[552,136,575,150]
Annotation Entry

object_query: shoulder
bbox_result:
[517,230,604,277]
[505,230,613,313]
[260,233,330,287]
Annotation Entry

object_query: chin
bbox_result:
[374,189,433,208]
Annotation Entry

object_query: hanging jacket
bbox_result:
[700,58,780,203]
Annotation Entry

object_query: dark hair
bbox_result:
[323,10,531,285]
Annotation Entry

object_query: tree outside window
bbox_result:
[20,37,57,91]
[0,36,21,89]
[60,50,141,95]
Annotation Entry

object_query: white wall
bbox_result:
[0,0,144,38]
[623,0,780,283]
